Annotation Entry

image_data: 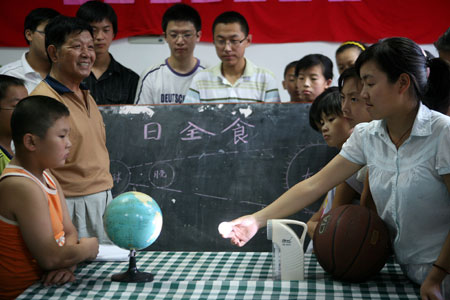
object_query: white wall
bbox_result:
[0,39,438,102]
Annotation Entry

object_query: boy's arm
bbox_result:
[53,176,77,246]
[331,181,359,209]
[420,174,450,299]
[4,177,98,271]
[263,73,281,102]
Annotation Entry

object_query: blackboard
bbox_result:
[100,103,338,252]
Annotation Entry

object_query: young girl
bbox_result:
[222,37,450,299]
[335,41,366,75]
[307,67,374,239]
[305,87,352,246]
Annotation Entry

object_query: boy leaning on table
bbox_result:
[0,96,99,299]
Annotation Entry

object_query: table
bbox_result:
[18,252,420,299]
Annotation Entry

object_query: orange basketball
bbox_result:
[313,205,391,282]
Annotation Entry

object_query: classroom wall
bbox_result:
[0,39,438,102]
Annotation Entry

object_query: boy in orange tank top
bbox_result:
[0,95,98,299]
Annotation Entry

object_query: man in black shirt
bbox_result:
[76,1,138,105]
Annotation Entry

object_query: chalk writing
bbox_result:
[144,122,162,140]
[180,122,216,141]
[221,118,255,144]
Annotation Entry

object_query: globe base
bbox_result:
[111,250,154,283]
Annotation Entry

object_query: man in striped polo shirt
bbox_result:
[185,11,280,103]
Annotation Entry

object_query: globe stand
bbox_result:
[111,250,154,282]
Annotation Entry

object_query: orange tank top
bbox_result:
[0,165,65,299]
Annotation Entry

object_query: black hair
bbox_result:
[338,66,359,92]
[309,87,341,132]
[284,61,298,78]
[162,3,201,33]
[434,26,450,52]
[45,15,93,63]
[355,37,450,114]
[335,41,366,56]
[76,0,118,36]
[0,75,25,103]
[295,54,333,81]
[23,8,60,45]
[212,11,249,37]
[11,96,70,147]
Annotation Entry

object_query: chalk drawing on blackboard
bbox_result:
[110,160,131,196]
[284,143,331,215]
[149,162,175,188]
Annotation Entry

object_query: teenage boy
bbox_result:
[0,75,28,172]
[0,96,99,299]
[31,16,114,244]
[0,8,60,93]
[185,11,280,103]
[135,3,204,104]
[76,1,139,104]
[295,54,333,103]
[282,60,301,102]
[434,26,450,64]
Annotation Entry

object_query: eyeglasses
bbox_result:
[166,32,195,41]
[214,37,247,48]
[35,30,45,35]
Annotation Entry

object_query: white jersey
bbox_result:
[135,58,205,104]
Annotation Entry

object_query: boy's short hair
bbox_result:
[295,54,333,81]
[283,61,298,78]
[0,75,25,103]
[76,1,118,36]
[335,41,366,55]
[45,16,93,62]
[212,11,249,37]
[308,87,341,132]
[162,4,201,33]
[434,26,450,52]
[11,96,69,147]
[23,8,60,45]
[338,66,358,92]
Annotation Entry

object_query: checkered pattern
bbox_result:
[18,252,420,299]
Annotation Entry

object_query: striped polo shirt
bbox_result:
[184,59,280,103]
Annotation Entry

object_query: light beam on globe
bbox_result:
[104,191,163,251]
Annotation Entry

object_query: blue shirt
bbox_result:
[340,103,450,265]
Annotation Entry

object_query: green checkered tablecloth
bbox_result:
[18,252,420,299]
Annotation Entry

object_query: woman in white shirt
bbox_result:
[221,37,450,300]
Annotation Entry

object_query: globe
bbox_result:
[104,191,163,250]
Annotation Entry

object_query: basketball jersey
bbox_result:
[0,165,65,299]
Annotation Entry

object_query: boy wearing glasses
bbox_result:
[135,4,204,104]
[0,8,60,93]
[0,75,28,173]
[185,11,280,103]
[77,1,139,105]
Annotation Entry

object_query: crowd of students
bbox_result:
[0,1,449,299]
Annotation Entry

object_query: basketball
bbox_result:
[313,204,391,282]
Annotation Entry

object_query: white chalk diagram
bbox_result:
[110,142,328,211]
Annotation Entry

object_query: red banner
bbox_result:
[0,0,448,47]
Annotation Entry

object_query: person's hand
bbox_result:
[219,215,259,247]
[79,237,99,260]
[420,271,444,300]
[41,268,75,287]
[306,208,323,240]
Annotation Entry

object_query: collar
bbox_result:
[213,58,256,83]
[44,75,89,95]
[21,52,38,75]
[105,54,121,74]
[369,102,432,138]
